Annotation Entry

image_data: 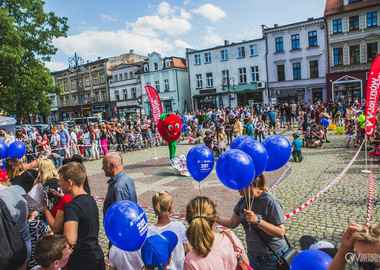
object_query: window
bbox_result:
[115,90,119,101]
[350,45,360,64]
[78,79,82,88]
[119,74,122,81]
[291,34,300,50]
[205,52,211,63]
[277,65,285,81]
[367,43,378,62]
[238,47,246,58]
[155,81,160,92]
[124,73,128,80]
[64,82,68,91]
[308,31,318,47]
[250,44,258,56]
[349,0,362,3]
[71,81,75,89]
[349,16,359,31]
[144,65,148,72]
[275,37,283,52]
[114,75,118,82]
[146,82,150,86]
[132,88,136,99]
[333,19,342,33]
[94,75,98,85]
[194,54,201,65]
[85,77,90,86]
[367,12,377,28]
[60,97,64,107]
[164,79,169,91]
[101,74,105,83]
[123,89,127,100]
[95,92,99,102]
[196,74,202,88]
[206,73,213,87]
[72,95,77,105]
[250,66,259,82]
[293,63,301,80]
[102,91,107,101]
[239,68,247,84]
[334,48,343,65]
[129,72,133,79]
[221,50,228,61]
[165,61,170,68]
[309,60,319,78]
[222,70,229,84]
[154,62,158,70]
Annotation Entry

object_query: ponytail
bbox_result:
[185,196,216,257]
[152,191,172,217]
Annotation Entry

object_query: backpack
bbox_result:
[243,124,249,135]
[0,197,27,270]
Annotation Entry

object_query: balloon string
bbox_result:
[199,181,202,196]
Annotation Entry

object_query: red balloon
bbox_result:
[0,169,8,182]
[157,113,182,143]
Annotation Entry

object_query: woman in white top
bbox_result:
[82,127,91,159]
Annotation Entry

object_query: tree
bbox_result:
[0,0,68,120]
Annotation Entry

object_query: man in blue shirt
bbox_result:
[102,152,137,217]
[247,118,256,140]
[268,107,277,135]
[59,124,70,159]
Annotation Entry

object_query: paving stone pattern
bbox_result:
[84,132,378,270]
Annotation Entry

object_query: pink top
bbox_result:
[184,230,246,270]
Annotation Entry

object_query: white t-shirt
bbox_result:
[83,132,91,145]
[70,132,77,143]
[109,246,143,270]
[148,222,188,270]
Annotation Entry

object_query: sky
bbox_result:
[44,0,326,72]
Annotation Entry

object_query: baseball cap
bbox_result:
[299,235,338,258]
[141,231,178,270]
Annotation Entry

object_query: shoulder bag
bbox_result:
[253,227,298,270]
[222,231,254,270]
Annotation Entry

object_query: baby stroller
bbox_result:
[125,133,141,151]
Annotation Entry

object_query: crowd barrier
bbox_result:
[366,158,374,227]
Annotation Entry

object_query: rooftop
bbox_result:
[325,0,380,16]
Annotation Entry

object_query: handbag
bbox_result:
[222,231,254,270]
[253,227,298,270]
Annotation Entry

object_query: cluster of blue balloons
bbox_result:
[186,135,291,191]
[321,118,329,126]
[104,200,148,251]
[291,249,332,270]
[0,141,26,169]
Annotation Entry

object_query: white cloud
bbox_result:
[203,26,222,46]
[191,4,226,22]
[100,14,117,22]
[175,39,192,49]
[45,61,68,72]
[53,30,174,61]
[180,9,192,20]
[157,1,173,17]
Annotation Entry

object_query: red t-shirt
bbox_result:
[51,194,72,217]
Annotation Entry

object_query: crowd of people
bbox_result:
[0,99,380,270]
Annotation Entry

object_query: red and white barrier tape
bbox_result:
[285,140,365,219]
[366,158,374,228]
[269,164,291,191]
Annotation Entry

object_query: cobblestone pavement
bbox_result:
[84,131,379,269]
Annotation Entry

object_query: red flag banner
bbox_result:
[145,85,163,125]
[365,54,380,137]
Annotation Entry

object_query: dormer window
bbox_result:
[165,61,171,68]
[144,65,148,72]
[154,62,158,70]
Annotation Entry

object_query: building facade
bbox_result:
[109,63,143,119]
[140,52,191,114]
[52,58,110,121]
[187,39,268,110]
[263,17,327,105]
[325,0,380,105]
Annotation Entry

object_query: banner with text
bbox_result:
[365,54,380,137]
[145,86,163,125]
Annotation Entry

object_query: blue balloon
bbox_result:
[305,102,308,105]
[290,249,332,270]
[0,141,8,158]
[216,149,255,190]
[182,124,188,132]
[187,145,214,182]
[230,135,254,149]
[8,141,26,159]
[262,135,291,171]
[237,140,268,179]
[104,200,148,251]
[321,118,329,126]
[244,111,248,115]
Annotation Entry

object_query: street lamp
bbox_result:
[68,52,86,125]
[221,77,236,108]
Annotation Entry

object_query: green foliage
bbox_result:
[0,0,68,119]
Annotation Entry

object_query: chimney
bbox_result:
[274,24,279,28]
[97,57,101,60]
[224,40,229,46]
[130,49,134,53]
[307,17,314,21]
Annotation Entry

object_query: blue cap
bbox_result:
[141,231,178,270]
